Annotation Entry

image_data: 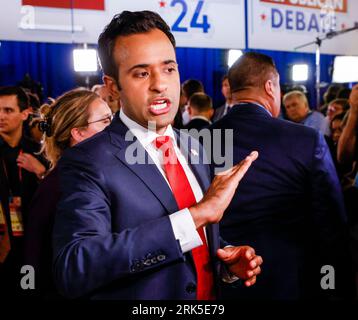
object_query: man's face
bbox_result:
[283,95,309,123]
[113,29,180,132]
[0,95,28,136]
[221,78,231,101]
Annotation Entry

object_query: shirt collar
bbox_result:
[119,109,176,148]
[300,110,313,123]
[190,115,212,124]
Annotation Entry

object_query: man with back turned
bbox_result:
[211,52,349,299]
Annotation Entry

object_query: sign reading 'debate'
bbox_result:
[0,0,245,49]
[248,0,358,55]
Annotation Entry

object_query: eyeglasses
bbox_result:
[87,113,114,125]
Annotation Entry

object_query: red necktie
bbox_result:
[155,136,215,300]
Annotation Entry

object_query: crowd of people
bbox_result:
[0,10,357,300]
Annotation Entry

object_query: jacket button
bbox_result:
[157,254,166,261]
[186,283,196,294]
[143,259,152,266]
[130,262,141,272]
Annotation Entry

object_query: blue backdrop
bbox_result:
[0,39,336,109]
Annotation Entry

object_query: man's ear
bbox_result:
[264,80,274,99]
[103,75,120,100]
[21,108,30,121]
[188,105,192,116]
[208,109,214,119]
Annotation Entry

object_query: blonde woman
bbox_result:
[24,88,112,298]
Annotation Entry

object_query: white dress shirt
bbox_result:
[119,110,203,253]
[181,104,190,125]
[224,103,232,116]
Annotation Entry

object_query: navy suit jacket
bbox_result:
[212,104,226,123]
[53,116,222,300]
[210,103,348,299]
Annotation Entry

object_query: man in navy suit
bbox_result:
[52,11,263,300]
[212,75,233,122]
[211,52,349,299]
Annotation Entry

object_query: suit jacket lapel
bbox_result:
[109,118,179,215]
[175,130,211,192]
[109,120,210,212]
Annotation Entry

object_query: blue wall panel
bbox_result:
[0,40,336,109]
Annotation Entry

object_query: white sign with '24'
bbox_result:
[0,0,246,49]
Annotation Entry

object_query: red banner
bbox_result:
[260,0,347,13]
[22,0,105,11]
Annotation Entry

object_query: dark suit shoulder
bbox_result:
[209,105,322,165]
[0,134,41,153]
[184,118,210,131]
[211,105,319,141]
[64,129,112,161]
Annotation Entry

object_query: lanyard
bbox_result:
[1,148,23,188]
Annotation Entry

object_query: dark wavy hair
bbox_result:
[98,10,176,86]
[0,86,29,111]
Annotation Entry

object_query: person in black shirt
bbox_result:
[0,86,46,297]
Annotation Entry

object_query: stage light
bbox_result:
[228,50,243,68]
[292,64,309,82]
[332,56,358,83]
[73,48,98,72]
